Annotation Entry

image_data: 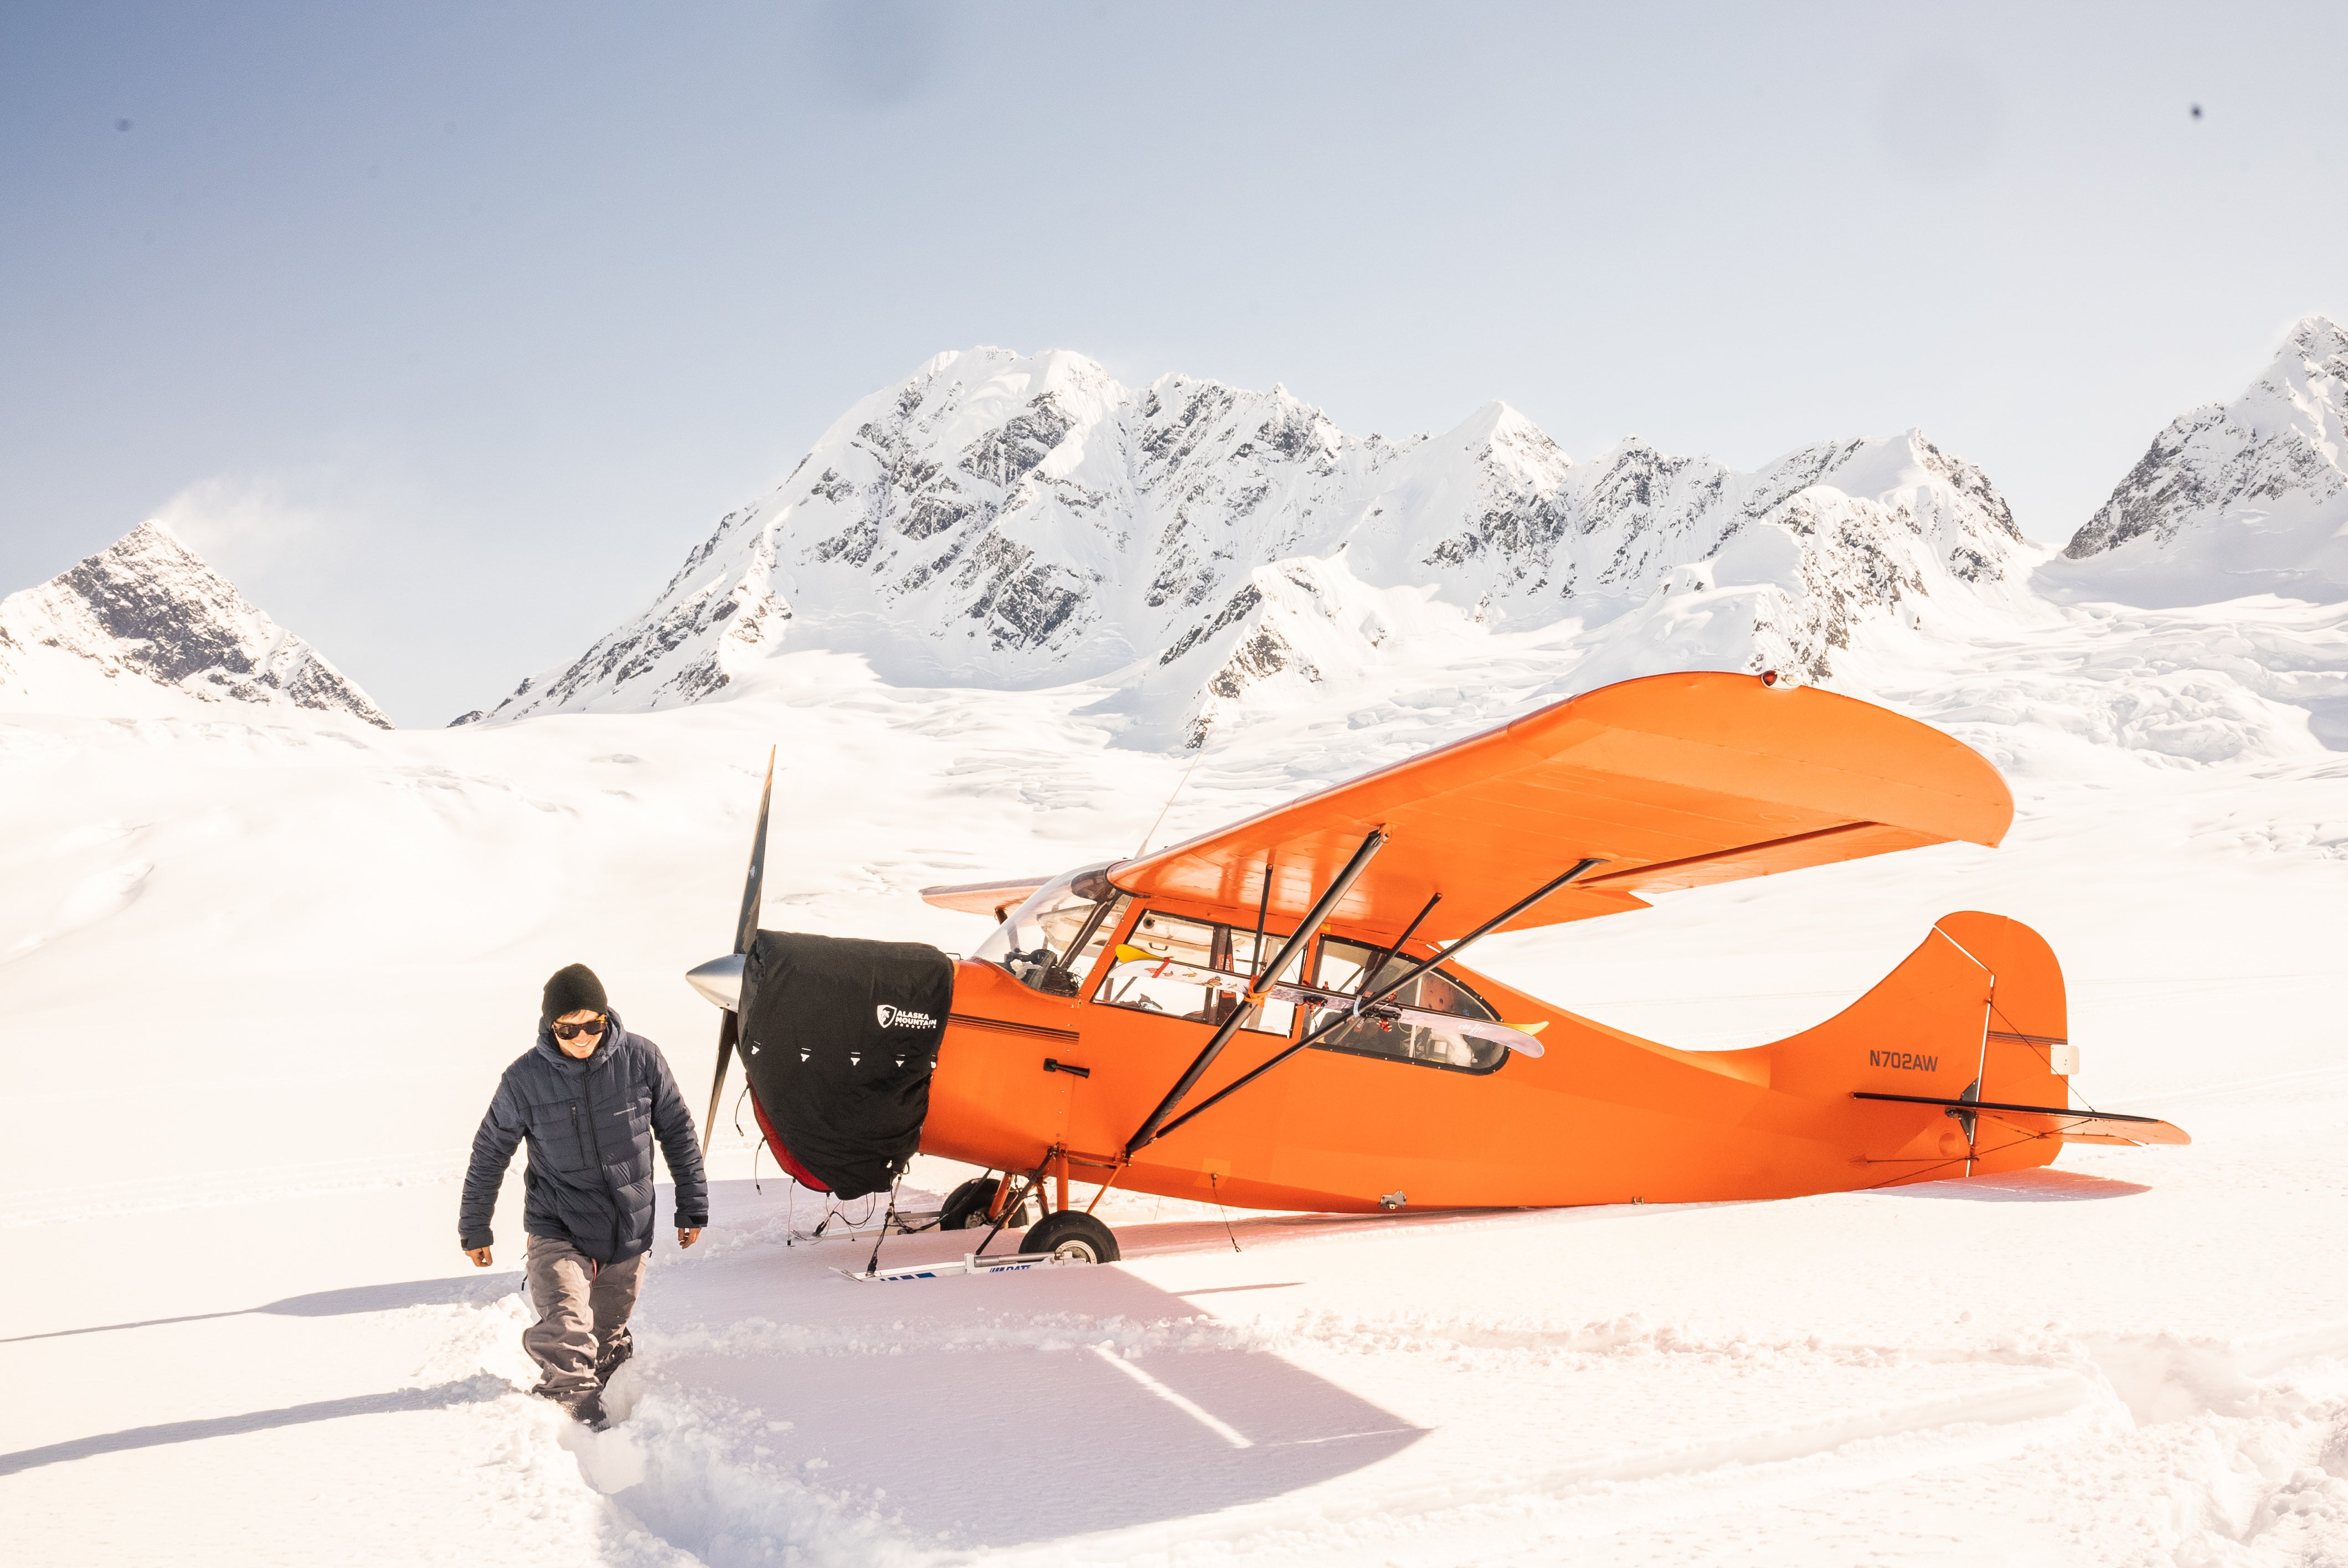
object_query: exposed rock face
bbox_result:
[0,522,390,726]
[2051,317,2348,605]
[465,348,2031,736]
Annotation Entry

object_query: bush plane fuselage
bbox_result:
[692,671,2187,1265]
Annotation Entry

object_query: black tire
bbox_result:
[939,1177,1037,1231]
[1022,1210,1120,1264]
[938,1177,999,1231]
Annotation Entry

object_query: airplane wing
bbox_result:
[1110,671,2014,943]
[919,876,1052,917]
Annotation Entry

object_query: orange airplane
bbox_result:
[688,670,2186,1272]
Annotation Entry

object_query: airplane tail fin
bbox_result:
[1763,912,2110,1182]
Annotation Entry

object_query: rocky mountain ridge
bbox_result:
[0,522,390,726]
[462,347,2036,740]
[2050,315,2348,606]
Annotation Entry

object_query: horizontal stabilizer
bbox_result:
[1853,1091,2190,1147]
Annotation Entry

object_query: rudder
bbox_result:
[1766,912,2074,1183]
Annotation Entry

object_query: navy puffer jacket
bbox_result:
[459,1013,710,1265]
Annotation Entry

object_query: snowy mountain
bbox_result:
[458,348,2033,740]
[0,521,389,726]
[2048,315,2348,606]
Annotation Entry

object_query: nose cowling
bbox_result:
[686,952,745,1010]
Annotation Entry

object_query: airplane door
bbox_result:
[1034,1059,1072,1144]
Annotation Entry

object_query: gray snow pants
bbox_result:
[522,1232,645,1408]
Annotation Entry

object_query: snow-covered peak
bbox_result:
[462,349,2035,742]
[0,521,389,726]
[2050,316,2348,605]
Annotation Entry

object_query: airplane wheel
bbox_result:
[1022,1210,1120,1264]
[938,1177,998,1230]
[939,1178,1036,1231]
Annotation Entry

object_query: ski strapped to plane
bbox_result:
[1104,950,1550,1056]
[839,1250,1082,1283]
[1123,851,1606,1158]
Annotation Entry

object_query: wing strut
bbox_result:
[1135,856,1604,1154]
[1123,829,1388,1158]
[702,747,776,1157]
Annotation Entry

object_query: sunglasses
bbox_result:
[552,1017,607,1040]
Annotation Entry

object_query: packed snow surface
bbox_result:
[7,591,2348,1565]
[9,328,2348,1564]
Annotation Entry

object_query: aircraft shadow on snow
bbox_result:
[1871,1168,2152,1202]
[624,1179,1427,1551]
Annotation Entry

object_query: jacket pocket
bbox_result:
[527,1098,591,1174]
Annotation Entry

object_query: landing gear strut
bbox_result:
[938,1175,1034,1232]
[1018,1146,1122,1263]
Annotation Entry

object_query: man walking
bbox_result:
[460,963,709,1429]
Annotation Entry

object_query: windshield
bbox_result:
[973,863,1129,996]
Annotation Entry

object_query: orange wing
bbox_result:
[919,876,1053,917]
[1111,671,2013,942]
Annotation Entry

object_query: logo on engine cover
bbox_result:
[876,1004,938,1029]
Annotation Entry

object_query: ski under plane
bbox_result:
[689,669,2189,1267]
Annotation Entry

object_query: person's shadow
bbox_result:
[0,1375,511,1477]
[0,1271,527,1345]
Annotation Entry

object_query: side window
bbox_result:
[1059,894,1130,996]
[1095,910,1297,1035]
[1308,938,1508,1072]
[1222,926,1301,1036]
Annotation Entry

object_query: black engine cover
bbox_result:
[737,931,954,1200]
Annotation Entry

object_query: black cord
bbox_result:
[864,1173,905,1277]
[732,1084,763,1194]
[1208,1172,1241,1253]
[1855,1127,2046,1193]
[1986,996,2105,1117]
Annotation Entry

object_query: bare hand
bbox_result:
[677,1227,702,1250]
[465,1246,493,1267]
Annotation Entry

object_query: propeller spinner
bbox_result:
[698,747,775,1156]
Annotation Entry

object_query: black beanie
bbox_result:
[542,963,609,1025]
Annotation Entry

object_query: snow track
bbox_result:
[308,1172,2348,1568]
[6,556,2348,1561]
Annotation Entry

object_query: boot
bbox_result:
[594,1325,634,1386]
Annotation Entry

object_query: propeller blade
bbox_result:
[734,746,776,956]
[704,746,774,1158]
[701,1009,737,1158]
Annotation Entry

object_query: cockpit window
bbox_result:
[973,864,1128,996]
[1308,937,1508,1072]
[1094,910,1299,1034]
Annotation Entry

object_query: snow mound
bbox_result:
[2046,315,2348,606]
[0,521,389,727]
[459,349,2032,735]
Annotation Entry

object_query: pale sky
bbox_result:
[4,1,2342,725]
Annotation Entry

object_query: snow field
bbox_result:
[4,592,2347,1564]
